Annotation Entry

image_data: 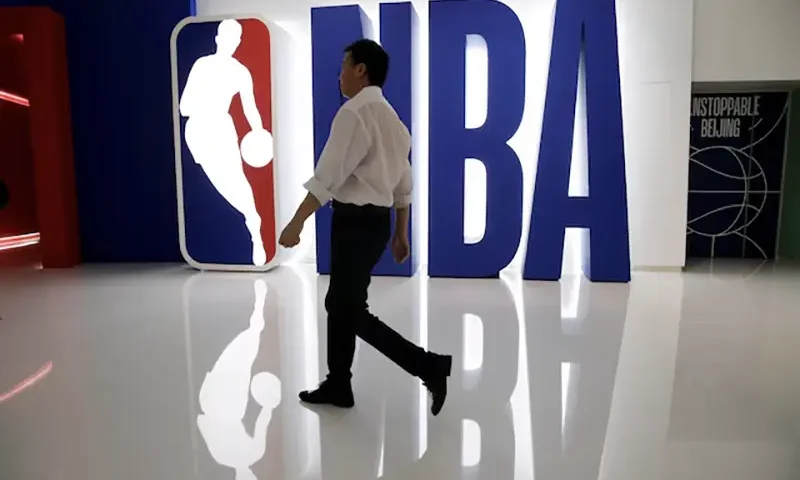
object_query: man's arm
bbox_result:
[395,206,410,236]
[239,67,264,131]
[288,192,322,226]
[393,163,413,236]
[303,109,370,206]
[279,108,371,248]
[389,163,413,262]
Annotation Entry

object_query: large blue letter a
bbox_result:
[525,0,631,282]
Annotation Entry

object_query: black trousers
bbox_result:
[326,201,429,382]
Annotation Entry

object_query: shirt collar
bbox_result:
[356,85,383,99]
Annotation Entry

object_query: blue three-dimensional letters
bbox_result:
[310,0,630,282]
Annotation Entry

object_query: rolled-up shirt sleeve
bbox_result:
[303,109,370,205]
[393,162,413,208]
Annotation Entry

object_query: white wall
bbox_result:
[693,0,800,83]
[195,0,696,272]
[617,0,694,269]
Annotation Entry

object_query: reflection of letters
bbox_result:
[180,19,269,266]
[197,279,281,480]
[524,280,628,480]
[422,279,519,479]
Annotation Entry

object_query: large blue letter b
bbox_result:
[428,0,525,278]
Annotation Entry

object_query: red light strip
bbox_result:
[0,90,30,107]
[0,361,53,404]
[11,34,23,43]
[0,232,40,251]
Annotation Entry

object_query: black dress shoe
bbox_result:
[423,353,452,416]
[299,378,355,408]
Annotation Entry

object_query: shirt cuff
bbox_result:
[304,177,334,206]
[393,194,412,208]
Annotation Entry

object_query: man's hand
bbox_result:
[391,234,410,263]
[279,193,323,248]
[279,219,304,248]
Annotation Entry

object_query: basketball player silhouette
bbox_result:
[180,19,269,266]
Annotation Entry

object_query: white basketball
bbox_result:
[240,129,274,168]
[251,371,281,408]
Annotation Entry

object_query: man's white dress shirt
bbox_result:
[304,86,412,208]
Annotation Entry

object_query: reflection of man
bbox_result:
[180,19,268,266]
[197,279,281,480]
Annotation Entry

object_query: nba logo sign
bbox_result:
[171,16,280,271]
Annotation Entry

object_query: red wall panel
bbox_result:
[0,8,79,267]
[0,33,38,238]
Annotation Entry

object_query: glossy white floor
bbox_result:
[0,260,799,480]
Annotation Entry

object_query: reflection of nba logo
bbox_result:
[171,17,279,271]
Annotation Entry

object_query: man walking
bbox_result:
[278,39,451,416]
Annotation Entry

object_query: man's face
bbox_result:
[339,52,365,99]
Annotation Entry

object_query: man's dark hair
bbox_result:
[345,39,389,88]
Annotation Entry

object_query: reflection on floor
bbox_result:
[0,261,798,480]
[196,279,281,480]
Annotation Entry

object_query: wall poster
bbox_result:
[687,91,789,259]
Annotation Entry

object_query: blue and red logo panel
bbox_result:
[171,16,279,271]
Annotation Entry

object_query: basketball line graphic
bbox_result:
[687,98,788,259]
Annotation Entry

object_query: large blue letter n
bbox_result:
[525,0,631,282]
